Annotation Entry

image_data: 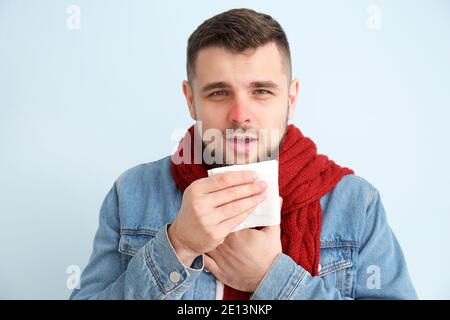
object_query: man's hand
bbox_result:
[203,196,283,292]
[204,224,282,292]
[168,171,268,267]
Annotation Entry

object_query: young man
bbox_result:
[71,8,417,300]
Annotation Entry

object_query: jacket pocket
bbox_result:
[319,242,356,298]
[118,228,159,270]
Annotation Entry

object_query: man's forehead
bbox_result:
[193,43,288,87]
[196,43,283,68]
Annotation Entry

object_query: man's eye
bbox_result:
[254,89,271,95]
[210,90,228,97]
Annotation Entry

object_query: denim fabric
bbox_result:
[70,156,417,300]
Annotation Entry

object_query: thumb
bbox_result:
[279,196,283,208]
[262,224,280,236]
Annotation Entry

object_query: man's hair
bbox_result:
[186,8,291,82]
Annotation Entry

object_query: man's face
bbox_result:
[183,42,299,166]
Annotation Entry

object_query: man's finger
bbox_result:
[205,180,267,207]
[217,206,254,235]
[216,192,266,223]
[197,171,258,194]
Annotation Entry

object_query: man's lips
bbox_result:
[225,136,258,154]
[226,136,258,144]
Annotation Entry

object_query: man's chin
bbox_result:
[203,153,259,169]
[223,154,259,166]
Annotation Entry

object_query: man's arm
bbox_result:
[69,182,204,300]
[251,188,418,300]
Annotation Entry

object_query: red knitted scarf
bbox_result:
[170,124,354,300]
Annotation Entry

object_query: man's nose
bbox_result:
[227,97,253,125]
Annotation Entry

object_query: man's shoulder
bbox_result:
[114,156,173,192]
[108,156,180,229]
[320,174,380,241]
[329,174,377,208]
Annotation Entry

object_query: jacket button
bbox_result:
[169,271,181,283]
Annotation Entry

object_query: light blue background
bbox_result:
[1,0,449,299]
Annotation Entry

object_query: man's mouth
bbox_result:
[229,136,257,143]
[226,135,258,153]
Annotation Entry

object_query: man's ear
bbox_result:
[182,80,197,120]
[288,79,299,120]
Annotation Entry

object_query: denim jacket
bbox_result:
[70,156,417,300]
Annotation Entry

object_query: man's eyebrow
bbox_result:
[201,82,231,92]
[201,80,280,92]
[249,81,279,89]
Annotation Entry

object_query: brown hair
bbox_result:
[186,8,291,81]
